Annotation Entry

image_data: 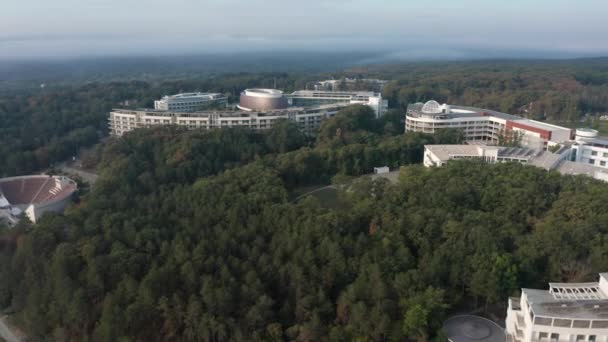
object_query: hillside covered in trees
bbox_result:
[1,107,607,341]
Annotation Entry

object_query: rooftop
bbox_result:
[516,119,573,132]
[160,92,224,100]
[243,89,284,98]
[522,273,608,320]
[425,145,545,162]
[289,90,380,97]
[407,101,521,121]
[556,160,608,178]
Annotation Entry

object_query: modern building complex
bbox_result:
[406,101,573,150]
[154,93,227,112]
[287,90,388,118]
[0,175,77,224]
[571,129,608,170]
[110,88,388,136]
[238,89,289,111]
[423,145,608,182]
[109,104,345,136]
[506,273,608,342]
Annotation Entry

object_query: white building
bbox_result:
[313,78,388,92]
[108,104,346,137]
[506,273,608,342]
[287,90,388,118]
[571,129,608,169]
[423,145,608,182]
[154,93,227,112]
[406,101,573,150]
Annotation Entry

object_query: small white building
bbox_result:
[373,166,390,174]
[571,129,608,170]
[506,273,608,342]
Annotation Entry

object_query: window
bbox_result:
[576,335,585,342]
[589,159,596,164]
[589,335,596,342]
[592,151,598,156]
[550,333,559,341]
[603,152,608,158]
[601,161,606,166]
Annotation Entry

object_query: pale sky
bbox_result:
[2,0,608,59]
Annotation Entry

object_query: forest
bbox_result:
[1,106,607,341]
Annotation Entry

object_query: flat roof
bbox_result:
[524,288,608,320]
[556,161,608,177]
[161,92,224,100]
[289,90,380,97]
[516,119,573,132]
[425,145,483,160]
[111,103,349,116]
[407,102,521,121]
[425,145,544,161]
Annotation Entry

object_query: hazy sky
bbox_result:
[2,0,608,59]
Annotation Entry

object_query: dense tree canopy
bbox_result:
[2,60,608,341]
[1,114,607,341]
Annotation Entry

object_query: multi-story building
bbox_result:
[154,93,227,112]
[423,145,608,182]
[506,273,608,342]
[571,129,608,169]
[406,101,573,150]
[108,104,345,137]
[313,78,388,92]
[287,90,388,118]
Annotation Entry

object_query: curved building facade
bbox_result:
[0,175,77,224]
[109,104,346,136]
[238,89,288,111]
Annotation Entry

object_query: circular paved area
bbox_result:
[443,315,506,342]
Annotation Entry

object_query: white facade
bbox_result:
[313,78,388,92]
[287,90,388,118]
[109,105,345,137]
[154,93,227,112]
[406,101,573,150]
[506,273,608,342]
[571,129,608,170]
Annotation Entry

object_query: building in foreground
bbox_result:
[109,104,346,137]
[423,145,608,182]
[154,93,227,112]
[506,273,608,342]
[287,90,388,118]
[406,101,573,150]
[0,175,77,224]
[571,129,608,170]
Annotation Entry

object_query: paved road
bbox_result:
[57,163,99,186]
[0,316,25,342]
